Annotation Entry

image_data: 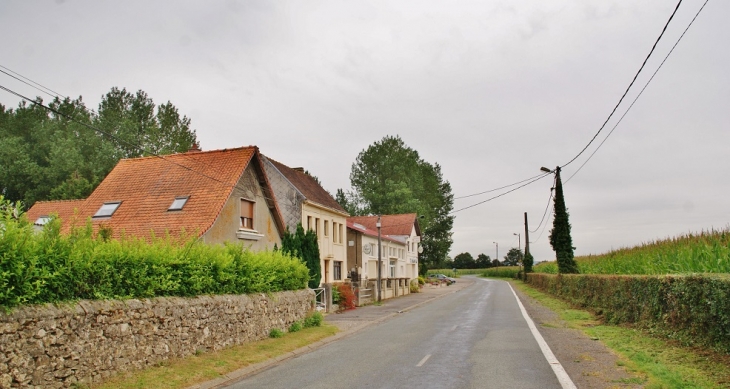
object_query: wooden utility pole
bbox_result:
[524,212,530,257]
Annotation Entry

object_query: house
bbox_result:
[347,213,421,298]
[261,156,349,285]
[25,146,285,250]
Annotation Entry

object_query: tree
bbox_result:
[475,253,492,268]
[0,88,198,210]
[503,247,523,267]
[453,252,475,269]
[281,224,321,289]
[548,167,579,274]
[343,135,454,270]
[491,259,502,267]
[523,252,534,273]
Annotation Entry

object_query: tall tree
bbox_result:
[0,88,197,210]
[281,224,321,289]
[343,135,454,269]
[476,253,492,268]
[549,167,579,273]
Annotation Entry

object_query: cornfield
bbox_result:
[534,228,730,275]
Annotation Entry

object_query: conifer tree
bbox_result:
[549,167,579,273]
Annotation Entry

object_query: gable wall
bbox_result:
[262,159,303,233]
[201,166,281,250]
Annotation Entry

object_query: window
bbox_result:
[332,222,338,242]
[315,218,320,236]
[34,216,51,226]
[324,220,329,236]
[168,196,188,211]
[334,261,342,281]
[240,199,254,229]
[93,202,121,218]
[307,216,312,230]
[389,260,396,278]
[339,224,344,244]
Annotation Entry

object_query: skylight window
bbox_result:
[93,202,121,218]
[168,197,189,211]
[34,216,51,226]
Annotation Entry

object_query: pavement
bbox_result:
[189,277,474,389]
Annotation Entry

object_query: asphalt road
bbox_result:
[223,278,567,389]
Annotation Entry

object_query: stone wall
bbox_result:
[0,289,314,388]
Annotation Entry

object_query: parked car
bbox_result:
[427,273,456,284]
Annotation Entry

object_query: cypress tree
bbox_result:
[549,167,579,274]
[281,223,321,289]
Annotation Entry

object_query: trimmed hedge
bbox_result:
[0,200,309,309]
[526,273,730,353]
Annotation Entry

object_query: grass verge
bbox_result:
[510,279,730,389]
[93,324,338,389]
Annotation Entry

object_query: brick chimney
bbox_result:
[189,141,201,152]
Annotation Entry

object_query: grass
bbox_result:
[534,227,730,275]
[511,280,730,389]
[93,324,338,389]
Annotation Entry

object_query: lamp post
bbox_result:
[513,233,520,251]
[493,241,498,262]
[377,215,382,302]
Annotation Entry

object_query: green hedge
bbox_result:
[481,266,521,279]
[0,200,309,309]
[526,273,730,353]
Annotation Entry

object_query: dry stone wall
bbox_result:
[0,290,314,388]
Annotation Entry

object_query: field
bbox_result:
[534,228,730,275]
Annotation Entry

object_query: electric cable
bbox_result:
[454,173,547,200]
[451,172,552,213]
[560,0,684,170]
[529,187,554,233]
[565,0,710,183]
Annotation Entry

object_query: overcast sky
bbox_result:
[1,0,728,263]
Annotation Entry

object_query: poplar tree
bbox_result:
[548,167,579,274]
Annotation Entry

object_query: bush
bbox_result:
[410,280,420,293]
[303,311,323,328]
[526,273,730,353]
[336,284,356,310]
[269,328,284,338]
[0,198,310,309]
[288,321,303,333]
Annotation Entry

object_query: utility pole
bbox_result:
[524,212,530,257]
[377,215,382,302]
[493,241,498,263]
[513,233,520,251]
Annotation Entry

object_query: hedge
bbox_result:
[526,273,730,353]
[0,200,309,309]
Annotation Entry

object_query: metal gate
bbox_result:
[312,288,326,312]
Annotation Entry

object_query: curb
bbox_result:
[191,280,474,389]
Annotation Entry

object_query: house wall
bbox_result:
[261,158,303,232]
[302,203,347,285]
[358,235,409,281]
[0,290,313,388]
[345,229,364,278]
[202,166,281,250]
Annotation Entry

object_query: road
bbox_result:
[223,278,573,389]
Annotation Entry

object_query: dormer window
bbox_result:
[34,216,51,226]
[93,202,121,218]
[168,196,189,211]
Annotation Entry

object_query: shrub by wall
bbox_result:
[526,273,730,353]
[0,207,309,309]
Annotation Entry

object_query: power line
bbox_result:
[529,186,554,233]
[451,172,552,213]
[560,0,684,170]
[454,173,547,200]
[565,0,710,183]
[0,64,65,100]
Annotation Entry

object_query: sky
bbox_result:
[1,0,728,263]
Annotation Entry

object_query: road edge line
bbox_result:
[507,282,577,389]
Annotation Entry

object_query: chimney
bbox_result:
[293,167,305,173]
[189,142,201,152]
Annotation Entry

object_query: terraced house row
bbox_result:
[26,145,421,289]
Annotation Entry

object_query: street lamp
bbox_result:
[540,166,552,173]
[492,241,498,262]
[513,233,520,251]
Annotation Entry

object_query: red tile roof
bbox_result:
[347,213,420,237]
[26,146,285,241]
[346,221,402,244]
[26,199,85,225]
[265,157,347,215]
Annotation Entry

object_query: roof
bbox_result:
[346,221,403,244]
[26,199,85,225]
[264,157,348,215]
[347,213,421,237]
[26,146,285,240]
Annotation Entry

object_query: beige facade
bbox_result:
[302,203,348,285]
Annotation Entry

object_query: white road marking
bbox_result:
[416,354,431,367]
[507,283,578,389]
